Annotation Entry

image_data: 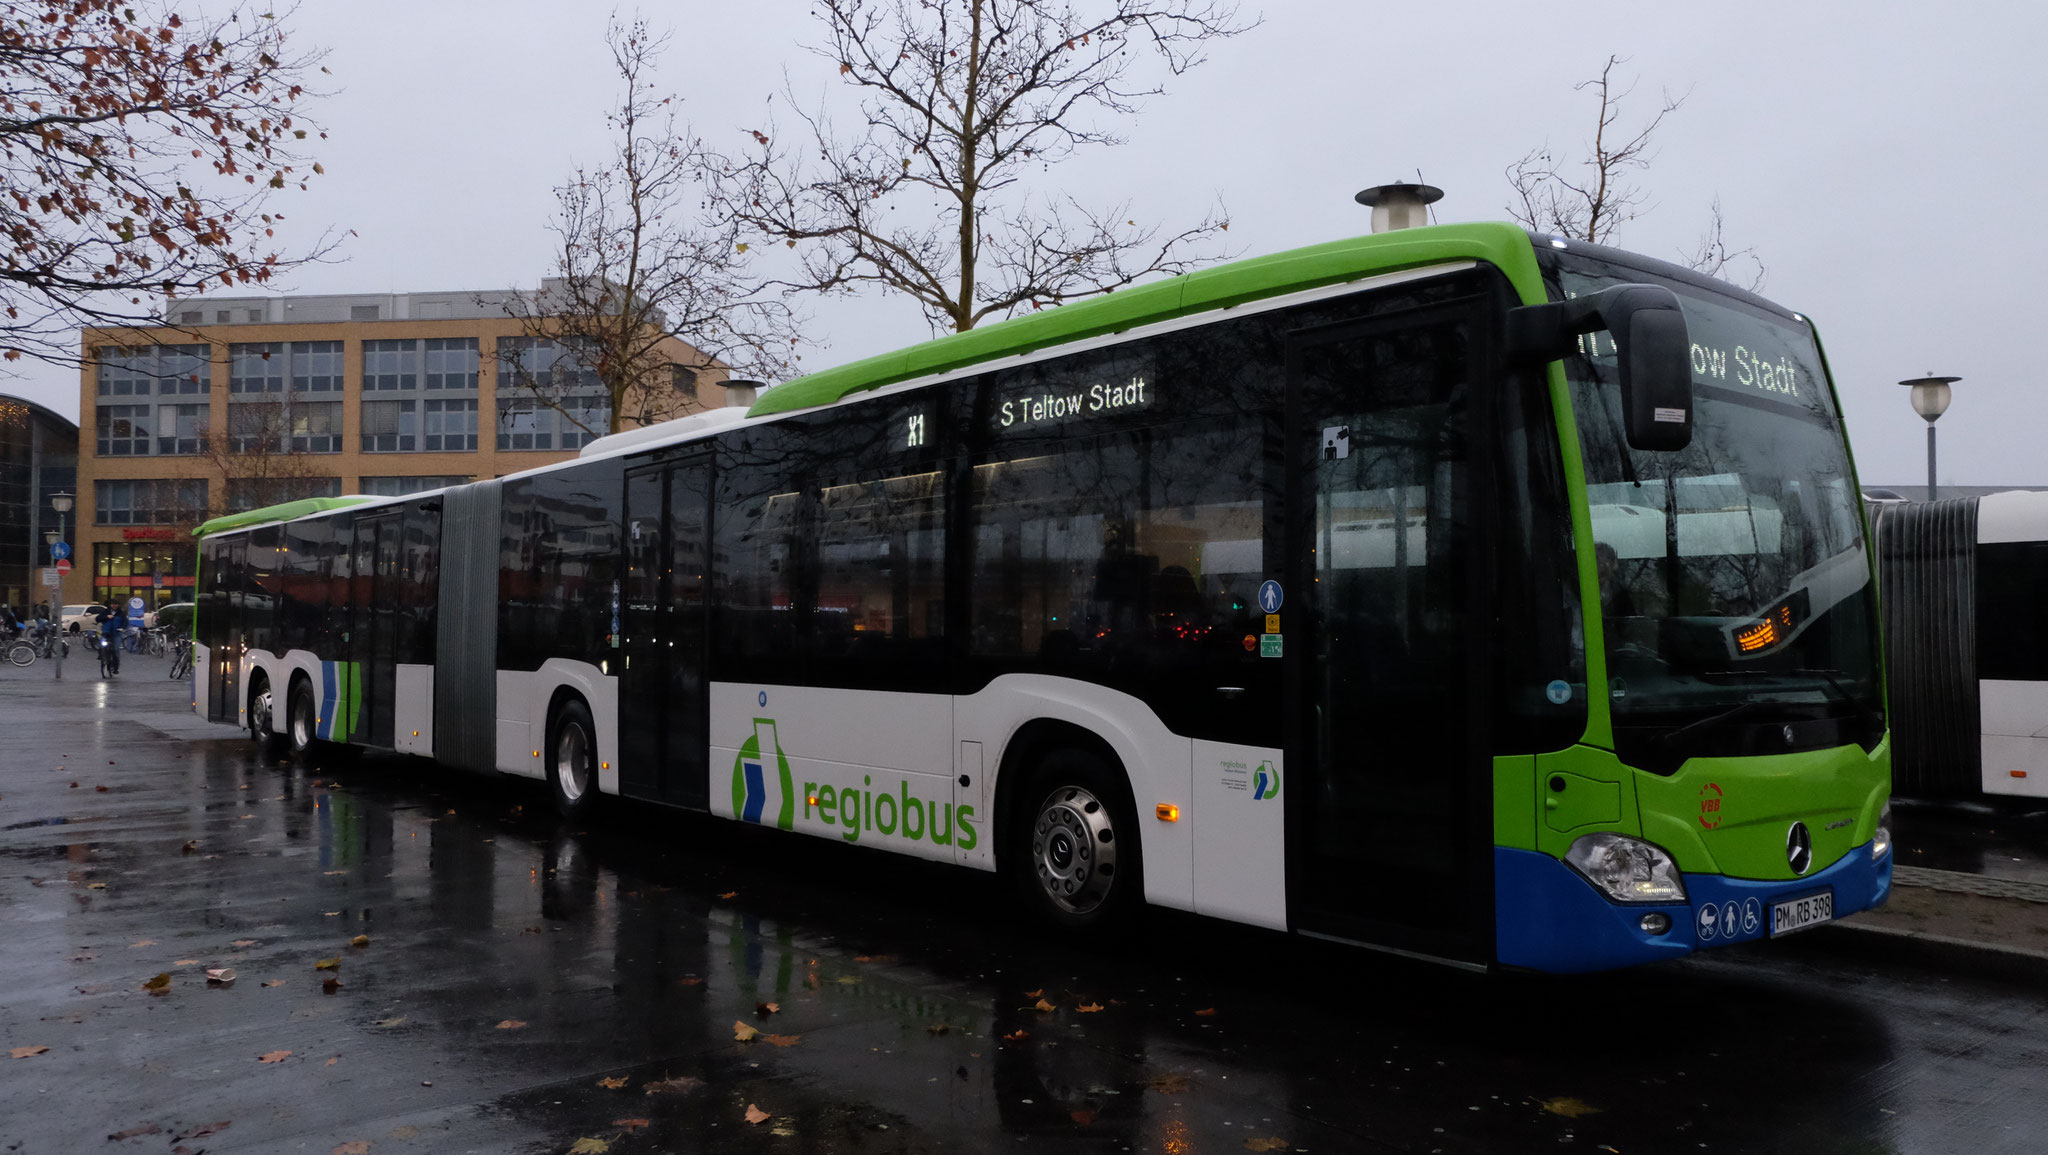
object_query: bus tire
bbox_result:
[248,675,284,754]
[547,698,599,820]
[286,677,318,758]
[1008,748,1143,933]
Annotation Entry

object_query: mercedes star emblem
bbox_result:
[1786,821,1813,875]
[1782,723,1797,746]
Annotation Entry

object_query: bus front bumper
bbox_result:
[1492,843,1893,974]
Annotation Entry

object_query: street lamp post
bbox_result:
[48,491,72,681]
[1900,375,1959,502]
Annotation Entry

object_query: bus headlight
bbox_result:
[1872,800,1892,860]
[1564,833,1687,904]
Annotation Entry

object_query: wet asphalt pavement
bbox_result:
[3,664,2047,1155]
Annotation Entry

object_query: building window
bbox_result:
[290,340,344,392]
[96,345,209,397]
[156,403,210,455]
[362,339,419,391]
[351,304,380,321]
[93,540,198,610]
[95,405,152,456]
[230,343,287,393]
[361,399,419,452]
[495,395,608,451]
[288,400,343,452]
[224,475,342,513]
[423,397,479,451]
[357,475,472,497]
[94,479,208,525]
[227,400,284,452]
[424,337,479,390]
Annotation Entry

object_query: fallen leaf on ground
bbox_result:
[643,1075,702,1095]
[835,976,860,985]
[257,1050,292,1063]
[676,977,703,986]
[762,1034,801,1047]
[142,973,171,992]
[390,1127,418,1140]
[262,979,286,988]
[596,1076,628,1089]
[1193,1007,1217,1017]
[744,1104,770,1125]
[1539,1096,1603,1119]
[1077,1002,1104,1013]
[325,1056,341,1067]
[755,1001,779,1016]
[1147,1073,1191,1094]
[87,882,107,889]
[1033,998,1057,1013]
[107,1123,161,1140]
[181,840,199,854]
[853,953,896,963]
[174,959,199,966]
[314,957,341,970]
[496,1019,527,1030]
[332,1142,370,1154]
[322,976,343,993]
[1244,1138,1290,1152]
[129,940,156,948]
[1024,988,1044,998]
[232,939,258,948]
[173,1120,231,1141]
[733,1020,759,1042]
[324,870,348,876]
[927,1023,951,1035]
[567,1140,609,1154]
[1001,1029,1030,1042]
[350,935,370,948]
[717,890,738,899]
[205,968,236,985]
[612,1118,649,1131]
[373,1017,405,1028]
[96,784,109,792]
[10,1045,49,1058]
[1071,1109,1097,1125]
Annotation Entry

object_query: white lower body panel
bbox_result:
[1982,679,2048,798]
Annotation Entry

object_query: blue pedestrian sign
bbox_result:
[1257,580,1284,614]
[49,541,69,561]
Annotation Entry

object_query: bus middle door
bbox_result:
[620,459,711,808]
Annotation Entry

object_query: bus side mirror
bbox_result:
[1508,283,1694,452]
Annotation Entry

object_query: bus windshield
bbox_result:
[1549,250,1883,768]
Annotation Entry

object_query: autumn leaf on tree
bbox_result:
[744,1104,771,1125]
[257,1050,292,1063]
[733,1021,759,1042]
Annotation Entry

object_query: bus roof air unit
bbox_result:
[1354,182,1444,233]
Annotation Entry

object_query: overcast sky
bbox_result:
[8,0,2040,487]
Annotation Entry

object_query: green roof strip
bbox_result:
[748,222,1548,417]
[193,496,375,538]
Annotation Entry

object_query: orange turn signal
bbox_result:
[1156,803,1180,822]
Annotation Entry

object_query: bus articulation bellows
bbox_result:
[192,221,1891,973]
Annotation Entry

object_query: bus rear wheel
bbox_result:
[548,699,598,820]
[1010,749,1142,932]
[286,678,318,758]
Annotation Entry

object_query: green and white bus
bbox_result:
[193,218,1891,973]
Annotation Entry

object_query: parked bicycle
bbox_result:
[167,634,193,680]
[6,620,67,667]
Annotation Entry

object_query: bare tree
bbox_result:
[1506,55,1764,290]
[0,1,335,366]
[498,16,801,438]
[703,0,1253,336]
[204,389,342,515]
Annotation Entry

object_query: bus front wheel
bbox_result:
[248,677,284,754]
[1009,749,1142,932]
[548,698,599,820]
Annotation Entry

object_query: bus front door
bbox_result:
[1285,302,1494,964]
[205,535,245,726]
[620,460,711,808]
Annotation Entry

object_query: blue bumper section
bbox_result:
[1494,843,1893,974]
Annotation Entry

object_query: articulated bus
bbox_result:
[1871,490,2048,799]
[192,221,1891,973]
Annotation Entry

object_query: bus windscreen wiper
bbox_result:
[1655,697,1775,753]
[1795,668,1884,734]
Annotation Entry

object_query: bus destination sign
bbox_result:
[1691,341,1799,398]
[999,375,1151,430]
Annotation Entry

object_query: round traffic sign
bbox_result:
[49,541,69,561]
[55,558,72,576]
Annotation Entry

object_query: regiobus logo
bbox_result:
[729,716,980,850]
[731,718,797,830]
[1253,760,1280,801]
